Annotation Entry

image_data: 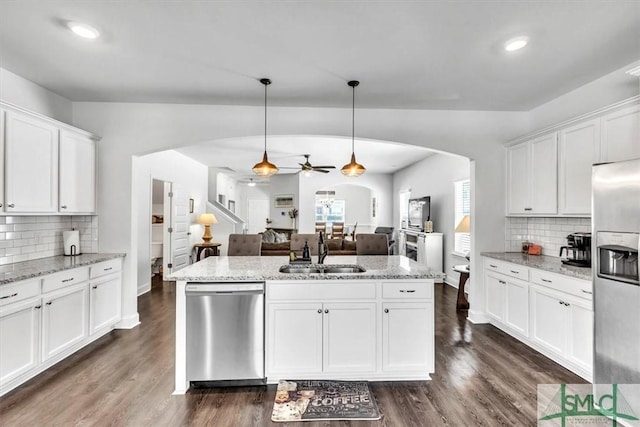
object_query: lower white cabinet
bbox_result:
[90,273,122,334]
[0,297,41,386]
[266,279,434,381]
[483,257,593,380]
[382,302,433,373]
[42,283,89,361]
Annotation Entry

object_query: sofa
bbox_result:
[260,231,357,256]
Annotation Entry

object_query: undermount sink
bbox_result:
[279,264,366,274]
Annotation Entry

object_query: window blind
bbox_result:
[454,179,471,254]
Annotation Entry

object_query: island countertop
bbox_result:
[481,252,591,281]
[168,255,445,282]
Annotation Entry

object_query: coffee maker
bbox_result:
[559,232,591,267]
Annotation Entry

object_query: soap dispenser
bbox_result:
[302,241,311,260]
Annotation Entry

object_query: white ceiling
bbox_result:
[0,1,637,173]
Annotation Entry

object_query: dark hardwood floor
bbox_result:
[0,277,585,426]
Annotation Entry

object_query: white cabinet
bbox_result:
[89,273,122,334]
[0,297,41,387]
[601,104,640,163]
[484,270,528,337]
[485,273,505,321]
[41,283,89,362]
[507,133,558,215]
[4,111,59,213]
[59,131,96,213]
[323,302,376,373]
[267,303,323,375]
[400,230,443,281]
[566,300,594,373]
[558,119,600,215]
[381,302,433,373]
[0,110,5,211]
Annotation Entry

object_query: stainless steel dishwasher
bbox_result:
[186,282,265,386]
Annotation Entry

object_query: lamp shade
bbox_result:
[197,213,218,225]
[455,215,470,233]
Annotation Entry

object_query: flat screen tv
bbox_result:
[408,196,430,230]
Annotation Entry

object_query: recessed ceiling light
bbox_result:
[504,36,528,52]
[626,66,640,77]
[67,21,100,39]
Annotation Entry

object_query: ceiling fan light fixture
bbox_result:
[342,80,366,177]
[253,78,278,177]
[247,178,257,187]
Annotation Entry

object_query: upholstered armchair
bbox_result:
[355,233,389,255]
[227,234,262,256]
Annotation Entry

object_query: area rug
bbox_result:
[271,379,381,422]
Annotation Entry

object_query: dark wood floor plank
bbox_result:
[0,277,587,426]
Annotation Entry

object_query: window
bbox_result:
[315,199,346,224]
[399,190,410,229]
[454,179,471,255]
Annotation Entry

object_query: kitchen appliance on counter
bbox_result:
[186,282,265,386]
[559,232,591,267]
[593,159,640,414]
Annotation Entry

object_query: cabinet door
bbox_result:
[42,283,89,361]
[0,110,5,211]
[530,133,558,214]
[417,235,426,265]
[485,273,505,322]
[566,297,593,374]
[507,142,530,214]
[601,104,640,163]
[398,232,406,256]
[530,286,567,356]
[5,111,58,213]
[558,119,599,215]
[505,279,529,336]
[89,273,121,335]
[0,298,40,386]
[59,132,96,213]
[323,303,376,373]
[267,303,323,375]
[382,302,433,373]
[423,234,443,274]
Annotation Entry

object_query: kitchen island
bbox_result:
[169,255,444,394]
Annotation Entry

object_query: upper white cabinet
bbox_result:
[59,131,96,213]
[507,133,558,215]
[558,119,600,215]
[0,103,99,215]
[5,111,59,213]
[601,104,640,163]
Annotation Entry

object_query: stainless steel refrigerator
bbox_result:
[593,158,640,414]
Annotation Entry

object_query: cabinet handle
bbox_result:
[498,280,506,284]
[581,290,593,295]
[104,267,113,271]
[524,208,533,211]
[0,293,18,300]
[558,301,564,305]
[60,205,68,209]
[0,203,3,208]
[61,277,74,283]
[46,301,52,305]
[92,285,98,289]
[7,203,15,208]
[489,264,498,268]
[317,309,322,314]
[510,270,519,274]
[564,302,570,307]
[384,308,389,313]
[541,278,552,283]
[34,305,42,310]
[324,309,329,314]
[399,289,416,293]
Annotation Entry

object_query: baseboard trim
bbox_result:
[444,278,458,289]
[138,281,151,296]
[117,313,140,330]
[467,310,490,324]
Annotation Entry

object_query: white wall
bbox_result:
[393,153,470,286]
[133,150,208,298]
[237,184,270,228]
[268,174,300,229]
[216,172,240,209]
[327,184,374,231]
[0,67,72,123]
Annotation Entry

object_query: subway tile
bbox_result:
[0,256,14,265]
[0,225,15,232]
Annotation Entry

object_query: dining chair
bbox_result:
[355,233,389,255]
[227,234,262,256]
[315,222,327,235]
[331,222,345,239]
[290,233,319,256]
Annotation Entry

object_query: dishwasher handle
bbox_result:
[187,290,264,296]
[185,283,264,294]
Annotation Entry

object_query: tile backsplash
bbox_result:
[0,216,98,265]
[506,217,591,257]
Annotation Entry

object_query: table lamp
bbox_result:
[455,215,471,261]
[197,213,218,243]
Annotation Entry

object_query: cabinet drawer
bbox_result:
[90,259,122,279]
[382,281,432,299]
[0,279,40,308]
[531,269,592,301]
[484,258,529,281]
[42,267,89,294]
[268,281,377,301]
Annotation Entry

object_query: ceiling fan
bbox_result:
[284,154,336,174]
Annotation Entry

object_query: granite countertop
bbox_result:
[0,253,126,286]
[481,252,592,281]
[168,255,445,282]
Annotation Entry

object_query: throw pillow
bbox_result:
[262,229,276,243]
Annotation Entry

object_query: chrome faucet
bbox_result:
[318,231,328,264]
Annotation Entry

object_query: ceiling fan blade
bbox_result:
[314,169,331,174]
[312,165,336,169]
[279,166,300,169]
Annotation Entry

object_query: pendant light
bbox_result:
[252,78,279,177]
[341,80,366,177]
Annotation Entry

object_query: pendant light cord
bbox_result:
[264,81,268,152]
[351,83,355,153]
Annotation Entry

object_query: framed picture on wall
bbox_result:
[228,200,235,213]
[218,194,226,205]
[274,194,294,208]
[372,197,377,218]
